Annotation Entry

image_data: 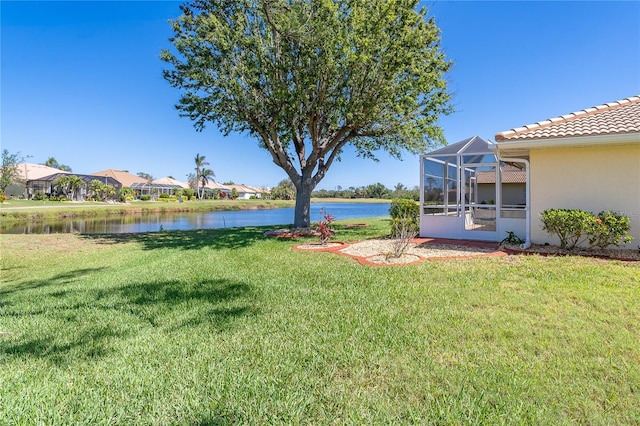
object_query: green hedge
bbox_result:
[389,198,419,237]
[540,209,632,250]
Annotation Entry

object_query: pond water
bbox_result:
[2,202,391,234]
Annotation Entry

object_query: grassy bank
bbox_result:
[0,199,294,224]
[1,219,638,424]
[0,198,390,224]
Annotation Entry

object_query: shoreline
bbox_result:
[0,198,392,224]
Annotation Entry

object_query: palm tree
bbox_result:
[54,175,84,201]
[199,168,215,199]
[194,153,209,199]
[88,179,105,200]
[67,175,85,201]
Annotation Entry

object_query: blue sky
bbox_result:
[2,1,639,190]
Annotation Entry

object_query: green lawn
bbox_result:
[1,219,639,424]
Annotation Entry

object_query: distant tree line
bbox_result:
[270,179,419,201]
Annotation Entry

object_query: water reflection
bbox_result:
[2,203,391,234]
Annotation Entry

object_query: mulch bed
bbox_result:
[292,238,508,266]
[290,237,640,266]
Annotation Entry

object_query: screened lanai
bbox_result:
[130,182,184,197]
[420,136,529,243]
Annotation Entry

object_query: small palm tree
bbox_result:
[194,153,209,200]
[54,175,84,201]
[88,179,105,200]
[67,175,85,201]
[199,168,215,199]
[53,175,71,198]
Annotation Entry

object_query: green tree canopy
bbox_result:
[137,172,154,181]
[365,182,391,199]
[44,157,59,169]
[162,0,451,227]
[1,149,23,194]
[54,175,84,201]
[271,179,296,200]
[44,157,72,172]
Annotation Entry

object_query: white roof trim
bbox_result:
[495,132,640,151]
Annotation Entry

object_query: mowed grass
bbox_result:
[1,219,639,424]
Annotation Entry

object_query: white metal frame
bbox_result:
[420,139,528,242]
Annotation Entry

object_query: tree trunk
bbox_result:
[293,184,313,229]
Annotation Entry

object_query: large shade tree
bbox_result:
[162,0,451,227]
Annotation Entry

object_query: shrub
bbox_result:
[183,188,195,199]
[33,190,46,201]
[587,210,633,249]
[0,193,6,203]
[389,198,419,237]
[159,193,170,199]
[388,218,418,258]
[387,199,419,257]
[48,195,68,202]
[540,209,593,250]
[158,196,178,202]
[140,195,151,201]
[500,231,525,246]
[316,209,335,244]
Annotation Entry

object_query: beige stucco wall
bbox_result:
[530,144,640,248]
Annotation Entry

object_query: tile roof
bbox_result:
[152,177,190,188]
[17,163,71,180]
[226,184,260,194]
[495,95,640,141]
[91,169,149,187]
[204,181,231,191]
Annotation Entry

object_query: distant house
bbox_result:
[149,177,191,196]
[226,184,267,199]
[152,177,190,189]
[203,181,232,198]
[91,169,148,187]
[26,173,122,200]
[7,163,70,198]
[91,172,193,197]
[420,96,640,248]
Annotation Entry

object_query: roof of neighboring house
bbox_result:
[495,95,640,142]
[91,169,149,187]
[476,165,526,184]
[252,186,271,194]
[152,177,190,188]
[17,163,70,180]
[226,184,263,194]
[30,173,121,187]
[204,181,231,191]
